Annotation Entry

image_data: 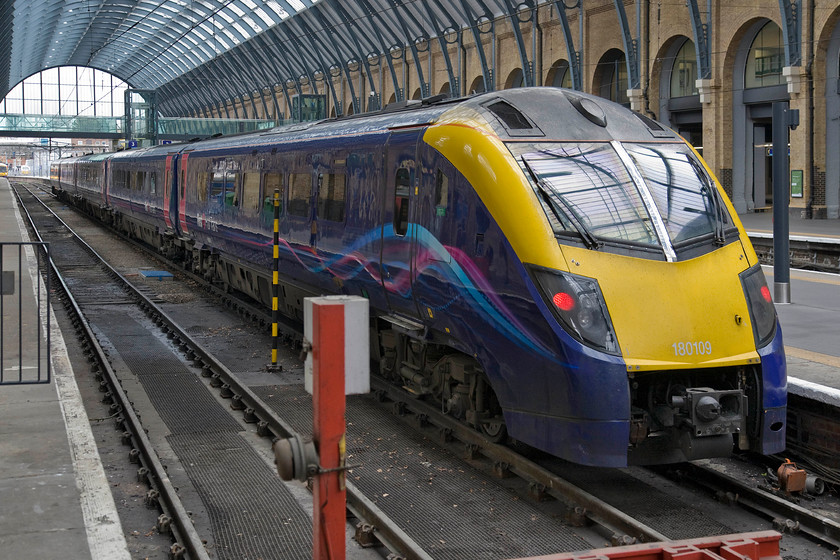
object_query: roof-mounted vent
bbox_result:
[633,111,664,131]
[632,111,674,138]
[487,100,531,130]
[563,92,607,127]
[483,99,544,137]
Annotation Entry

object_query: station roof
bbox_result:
[0,0,315,100]
[0,0,513,115]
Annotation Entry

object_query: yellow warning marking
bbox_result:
[763,268,840,286]
[785,346,840,368]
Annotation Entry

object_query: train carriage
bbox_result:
[55,88,786,467]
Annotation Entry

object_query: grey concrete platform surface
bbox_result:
[739,210,840,405]
[0,178,130,560]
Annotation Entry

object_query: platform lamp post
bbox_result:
[771,101,799,304]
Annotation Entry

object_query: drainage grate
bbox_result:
[94,309,242,434]
[168,431,312,560]
[252,385,592,559]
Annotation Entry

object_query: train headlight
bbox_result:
[530,266,620,355]
[739,264,777,348]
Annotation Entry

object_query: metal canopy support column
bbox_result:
[391,0,430,99]
[686,0,713,80]
[184,71,220,117]
[550,1,582,90]
[252,33,294,112]
[460,0,495,93]
[208,60,241,119]
[612,0,641,90]
[779,0,802,66]
[321,3,375,114]
[421,0,460,97]
[501,0,535,87]
[290,16,341,115]
[218,54,257,118]
[358,0,405,102]
[279,24,322,98]
[262,31,306,107]
[198,64,230,119]
[268,27,315,97]
[238,42,275,118]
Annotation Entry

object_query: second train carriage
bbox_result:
[53,88,787,467]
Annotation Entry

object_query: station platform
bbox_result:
[738,211,840,406]
[0,178,130,560]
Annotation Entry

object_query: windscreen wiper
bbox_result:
[522,158,601,250]
[688,157,726,246]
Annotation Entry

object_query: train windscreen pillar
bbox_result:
[268,189,282,372]
[303,296,369,560]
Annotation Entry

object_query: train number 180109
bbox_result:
[672,341,712,356]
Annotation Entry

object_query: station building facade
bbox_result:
[199,1,840,220]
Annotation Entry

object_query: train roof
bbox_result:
[95,88,681,162]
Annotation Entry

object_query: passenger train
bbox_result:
[51,88,786,467]
[0,162,8,177]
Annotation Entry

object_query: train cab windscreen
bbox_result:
[510,141,737,260]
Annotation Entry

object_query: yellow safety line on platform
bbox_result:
[764,268,840,286]
[747,228,840,240]
[785,346,840,368]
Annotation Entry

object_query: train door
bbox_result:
[413,152,454,313]
[163,154,179,233]
[381,129,423,320]
[178,152,191,234]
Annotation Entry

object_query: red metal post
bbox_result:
[311,301,346,560]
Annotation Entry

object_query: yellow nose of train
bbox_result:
[561,240,760,371]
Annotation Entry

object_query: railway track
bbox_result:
[13,183,429,560]
[12,179,839,559]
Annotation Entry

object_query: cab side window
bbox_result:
[434,169,449,216]
[393,168,411,236]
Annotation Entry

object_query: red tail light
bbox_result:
[552,292,576,311]
[760,285,772,303]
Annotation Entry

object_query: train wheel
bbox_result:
[480,418,507,443]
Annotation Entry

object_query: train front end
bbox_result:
[428,88,786,466]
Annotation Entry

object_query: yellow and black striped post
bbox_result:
[269,188,283,372]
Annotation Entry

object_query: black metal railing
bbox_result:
[0,242,51,384]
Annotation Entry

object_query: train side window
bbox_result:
[224,172,239,207]
[393,168,411,236]
[434,169,449,215]
[210,170,225,205]
[149,172,156,195]
[289,173,312,217]
[242,172,261,211]
[263,172,283,217]
[113,169,125,190]
[317,173,346,222]
[196,172,209,202]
